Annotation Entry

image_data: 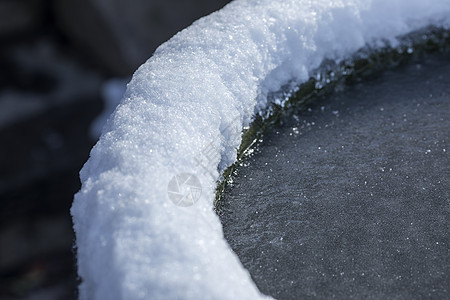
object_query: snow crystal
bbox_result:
[72,0,450,299]
[90,78,129,139]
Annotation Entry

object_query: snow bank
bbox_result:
[90,78,129,139]
[72,0,450,299]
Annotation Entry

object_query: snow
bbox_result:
[90,78,129,139]
[72,1,450,299]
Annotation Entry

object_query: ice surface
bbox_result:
[220,54,450,299]
[72,1,450,299]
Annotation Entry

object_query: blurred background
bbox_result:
[0,0,231,299]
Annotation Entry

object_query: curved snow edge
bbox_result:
[72,1,450,299]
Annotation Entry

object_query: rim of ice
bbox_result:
[72,1,450,299]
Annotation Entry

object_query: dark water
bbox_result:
[220,53,450,299]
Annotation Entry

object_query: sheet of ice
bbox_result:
[72,0,450,299]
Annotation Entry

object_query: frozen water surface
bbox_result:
[220,53,450,299]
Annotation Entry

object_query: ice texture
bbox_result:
[72,1,450,299]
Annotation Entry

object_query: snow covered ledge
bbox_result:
[72,1,450,299]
